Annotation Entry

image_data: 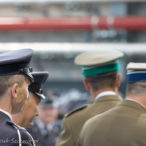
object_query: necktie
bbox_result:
[43,124,49,136]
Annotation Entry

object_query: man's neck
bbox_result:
[12,113,23,126]
[126,95,146,108]
[0,96,12,115]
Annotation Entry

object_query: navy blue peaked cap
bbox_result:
[39,98,55,107]
[28,71,49,99]
[0,49,34,81]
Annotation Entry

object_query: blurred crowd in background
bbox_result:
[26,89,89,146]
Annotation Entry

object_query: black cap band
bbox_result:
[19,68,34,82]
[0,63,33,82]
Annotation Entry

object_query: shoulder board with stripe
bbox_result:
[65,105,88,118]
[7,121,25,130]
[7,121,19,129]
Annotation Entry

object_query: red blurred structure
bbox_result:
[0,16,145,30]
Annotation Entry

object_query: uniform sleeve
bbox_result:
[56,119,74,146]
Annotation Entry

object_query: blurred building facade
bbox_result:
[0,2,145,42]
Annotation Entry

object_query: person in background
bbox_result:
[13,71,49,128]
[28,98,61,146]
[56,49,124,146]
[77,62,146,146]
[0,49,35,146]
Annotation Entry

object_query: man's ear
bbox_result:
[11,83,18,99]
[83,78,91,91]
[115,74,121,88]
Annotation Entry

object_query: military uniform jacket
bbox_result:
[0,111,34,146]
[78,99,146,146]
[56,94,122,146]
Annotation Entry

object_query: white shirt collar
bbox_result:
[0,108,12,121]
[96,91,116,100]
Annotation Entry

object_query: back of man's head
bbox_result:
[127,81,146,97]
[85,71,118,91]
[127,63,146,98]
[74,49,123,96]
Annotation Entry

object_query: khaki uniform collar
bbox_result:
[119,99,146,112]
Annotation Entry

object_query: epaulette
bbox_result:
[7,121,19,129]
[65,104,88,118]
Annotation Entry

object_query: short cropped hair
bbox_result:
[85,71,117,91]
[0,75,25,96]
[127,81,146,96]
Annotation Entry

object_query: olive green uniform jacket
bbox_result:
[78,100,146,146]
[56,94,122,146]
